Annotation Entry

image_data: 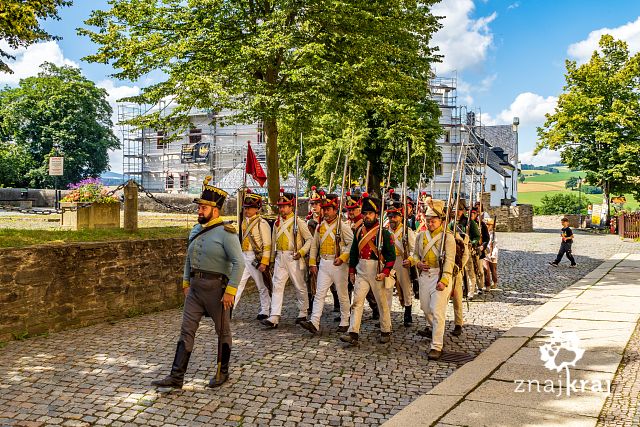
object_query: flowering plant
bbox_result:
[61,178,119,204]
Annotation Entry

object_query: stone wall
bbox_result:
[0,188,68,207]
[485,204,534,232]
[0,239,187,342]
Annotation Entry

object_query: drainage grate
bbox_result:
[439,351,476,364]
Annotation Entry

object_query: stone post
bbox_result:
[124,180,138,232]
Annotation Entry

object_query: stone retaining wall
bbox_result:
[0,239,187,342]
[485,204,534,232]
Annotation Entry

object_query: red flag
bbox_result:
[246,141,267,186]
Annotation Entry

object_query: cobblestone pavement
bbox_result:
[597,320,640,426]
[1,228,639,426]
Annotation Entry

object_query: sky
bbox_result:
[3,0,640,172]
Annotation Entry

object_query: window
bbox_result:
[434,153,443,175]
[156,131,165,149]
[490,184,496,191]
[180,173,189,191]
[189,128,202,144]
[166,174,174,189]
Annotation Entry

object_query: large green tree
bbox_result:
[80,0,442,202]
[537,35,640,207]
[0,63,119,188]
[0,0,72,73]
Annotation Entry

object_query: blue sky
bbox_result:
[3,0,640,171]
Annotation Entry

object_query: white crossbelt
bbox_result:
[423,230,441,259]
[275,216,295,246]
[319,220,337,246]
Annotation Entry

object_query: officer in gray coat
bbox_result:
[152,177,244,389]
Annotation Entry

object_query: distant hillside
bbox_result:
[100,171,124,186]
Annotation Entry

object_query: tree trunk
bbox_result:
[264,117,280,205]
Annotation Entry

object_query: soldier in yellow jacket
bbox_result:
[300,193,354,334]
[409,200,457,360]
[261,189,313,328]
[234,190,273,320]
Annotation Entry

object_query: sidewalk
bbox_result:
[385,253,640,427]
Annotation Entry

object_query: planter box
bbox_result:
[60,202,120,230]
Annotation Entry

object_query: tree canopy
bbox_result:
[537,35,640,202]
[80,0,443,202]
[0,0,72,73]
[0,63,119,188]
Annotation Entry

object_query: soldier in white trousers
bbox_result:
[234,190,273,320]
[386,200,416,327]
[300,193,354,334]
[410,202,457,360]
[340,195,396,346]
[261,189,313,328]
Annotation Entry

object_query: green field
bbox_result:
[521,169,551,176]
[523,171,584,183]
[518,190,639,210]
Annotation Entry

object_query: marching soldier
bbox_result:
[300,193,354,334]
[346,191,380,321]
[409,201,457,360]
[234,190,273,319]
[262,189,313,328]
[152,177,244,388]
[387,200,416,327]
[406,197,420,231]
[340,195,396,346]
[470,207,490,294]
[449,200,480,300]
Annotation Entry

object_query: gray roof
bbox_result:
[475,125,517,162]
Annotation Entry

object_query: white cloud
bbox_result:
[431,0,497,74]
[97,80,141,174]
[497,92,558,126]
[0,41,79,85]
[568,16,640,63]
[520,149,562,167]
[507,2,520,10]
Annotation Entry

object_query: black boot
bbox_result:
[403,305,413,327]
[152,340,191,388]
[371,305,380,321]
[208,343,231,388]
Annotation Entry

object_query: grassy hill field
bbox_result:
[518,167,639,210]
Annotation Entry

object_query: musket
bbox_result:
[364,161,371,193]
[293,133,302,253]
[438,140,465,274]
[418,153,427,215]
[378,158,393,274]
[402,144,410,258]
[328,147,342,192]
[335,141,351,258]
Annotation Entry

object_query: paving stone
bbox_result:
[0,228,638,426]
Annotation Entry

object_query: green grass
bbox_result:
[524,171,584,183]
[518,190,639,210]
[521,169,551,176]
[0,226,191,249]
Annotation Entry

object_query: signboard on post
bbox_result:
[591,204,602,227]
[49,157,64,176]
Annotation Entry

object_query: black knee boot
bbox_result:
[404,305,413,326]
[209,343,231,388]
[152,340,191,388]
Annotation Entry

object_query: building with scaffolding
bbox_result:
[119,104,266,195]
[427,76,519,207]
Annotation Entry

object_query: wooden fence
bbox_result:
[618,212,640,239]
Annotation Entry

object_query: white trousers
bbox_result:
[349,260,392,334]
[418,268,453,351]
[268,251,309,322]
[309,258,350,328]
[451,271,464,327]
[234,251,271,315]
[393,259,414,307]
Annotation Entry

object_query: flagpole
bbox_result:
[239,141,250,243]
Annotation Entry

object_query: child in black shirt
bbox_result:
[549,217,577,267]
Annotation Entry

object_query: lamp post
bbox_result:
[512,117,519,204]
[577,176,582,227]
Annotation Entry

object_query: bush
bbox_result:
[582,185,603,194]
[538,193,587,215]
